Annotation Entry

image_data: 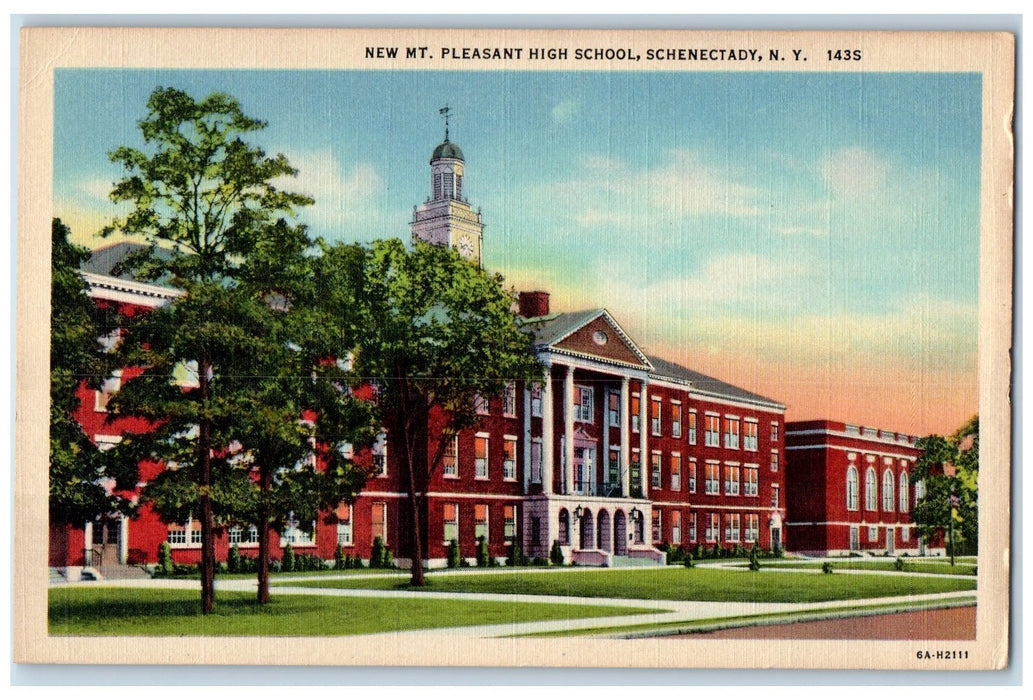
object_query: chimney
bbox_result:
[518,290,550,318]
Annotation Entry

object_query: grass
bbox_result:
[48,587,658,636]
[274,566,976,603]
[760,561,977,576]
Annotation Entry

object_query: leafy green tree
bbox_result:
[101,86,361,613]
[49,219,131,527]
[912,416,979,562]
[328,239,543,585]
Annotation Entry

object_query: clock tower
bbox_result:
[410,107,484,266]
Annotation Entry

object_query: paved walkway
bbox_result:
[61,566,977,639]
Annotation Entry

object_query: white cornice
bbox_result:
[83,271,181,308]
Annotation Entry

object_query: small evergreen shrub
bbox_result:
[550,540,565,566]
[476,536,490,568]
[156,542,173,577]
[334,544,345,570]
[894,556,907,572]
[227,544,241,574]
[381,546,394,568]
[371,536,386,569]
[532,556,550,567]
[282,543,295,573]
[748,545,761,571]
[683,552,695,568]
[447,539,461,569]
[696,543,706,560]
[822,561,834,574]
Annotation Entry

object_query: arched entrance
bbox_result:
[614,510,628,555]
[597,510,611,552]
[579,509,595,549]
[558,509,570,546]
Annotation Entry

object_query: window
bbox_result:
[770,451,779,472]
[474,504,489,542]
[372,431,387,477]
[846,466,859,511]
[651,397,662,436]
[671,402,682,438]
[504,505,517,541]
[724,464,740,496]
[868,526,878,542]
[474,393,490,415]
[503,436,517,481]
[850,526,860,550]
[281,513,316,546]
[882,469,895,512]
[336,505,353,546]
[530,440,543,483]
[443,172,454,198]
[608,448,620,488]
[651,451,662,489]
[745,514,759,543]
[630,449,641,497]
[724,416,740,449]
[744,464,758,496]
[688,458,697,493]
[433,172,442,199]
[607,391,620,427]
[705,461,720,495]
[743,420,758,451]
[530,382,543,417]
[914,479,926,507]
[688,411,697,444]
[706,513,719,542]
[475,434,489,479]
[771,421,780,441]
[705,414,720,447]
[371,502,387,545]
[443,435,458,477]
[443,503,459,543]
[652,509,662,543]
[689,512,697,542]
[558,509,570,545]
[630,393,641,432]
[771,484,780,508]
[671,453,682,491]
[95,370,123,412]
[865,468,878,511]
[899,472,910,512]
[502,382,517,418]
[671,510,682,544]
[902,526,911,542]
[575,385,594,423]
[724,513,740,542]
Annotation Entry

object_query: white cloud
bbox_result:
[819,147,890,198]
[273,148,385,231]
[551,99,580,124]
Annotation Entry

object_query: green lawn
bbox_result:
[49,587,658,636]
[275,567,976,603]
[761,561,977,576]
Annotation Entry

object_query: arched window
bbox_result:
[846,466,859,511]
[899,472,910,512]
[865,468,878,511]
[883,470,895,511]
[558,509,570,545]
[914,479,925,508]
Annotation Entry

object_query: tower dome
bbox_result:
[431,139,464,162]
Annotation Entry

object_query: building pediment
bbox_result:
[531,309,652,371]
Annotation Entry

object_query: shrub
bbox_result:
[447,539,461,569]
[683,552,695,568]
[371,536,386,569]
[532,556,550,567]
[508,541,527,567]
[894,556,907,572]
[382,546,394,569]
[476,536,490,568]
[696,543,706,560]
[748,545,762,571]
[550,540,565,566]
[227,544,241,574]
[334,544,345,570]
[282,543,295,573]
[822,561,834,574]
[156,542,173,577]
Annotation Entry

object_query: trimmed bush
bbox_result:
[156,542,173,577]
[282,543,295,573]
[476,536,490,568]
[447,539,461,569]
[748,545,761,571]
[371,536,386,569]
[550,540,565,566]
[822,561,834,574]
[227,544,241,574]
[683,552,695,568]
[382,546,394,569]
[334,544,345,570]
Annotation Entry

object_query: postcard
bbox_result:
[15,26,1014,670]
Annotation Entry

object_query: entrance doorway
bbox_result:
[89,515,123,567]
[614,511,627,555]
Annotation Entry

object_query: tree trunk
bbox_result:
[198,356,215,614]
[407,487,425,586]
[257,467,271,604]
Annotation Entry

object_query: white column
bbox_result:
[541,367,554,495]
[620,377,630,498]
[522,383,532,494]
[563,365,575,496]
[638,379,648,497]
[601,385,610,496]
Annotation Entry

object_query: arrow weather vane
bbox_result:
[439,104,451,141]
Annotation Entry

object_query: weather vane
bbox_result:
[439,104,452,141]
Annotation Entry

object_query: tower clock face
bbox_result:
[457,234,475,258]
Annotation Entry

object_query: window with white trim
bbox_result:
[95,370,123,412]
[336,506,353,546]
[688,512,697,542]
[503,436,517,481]
[502,382,517,418]
[607,391,620,427]
[688,458,697,493]
[651,451,662,489]
[771,484,780,508]
[607,447,620,488]
[724,416,740,449]
[868,526,878,542]
[371,502,387,546]
[882,469,895,512]
[474,504,489,542]
[902,526,910,542]
[705,414,720,447]
[744,464,759,496]
[671,453,682,491]
[671,402,682,438]
[652,508,661,543]
[229,524,260,545]
[651,397,662,436]
[671,510,682,544]
[705,513,719,542]
[914,479,926,507]
[443,503,459,543]
[167,518,202,547]
[475,434,489,479]
[743,419,758,451]
[705,461,720,495]
[530,382,543,417]
[771,421,779,441]
[280,513,316,547]
[474,393,489,415]
[504,505,517,541]
[688,411,698,445]
[724,513,740,542]
[724,463,740,496]
[575,385,594,423]
[846,466,859,511]
[899,472,910,513]
[865,467,878,511]
[770,450,779,472]
[531,439,543,483]
[631,393,641,433]
[745,514,759,543]
[372,431,387,477]
[442,435,458,477]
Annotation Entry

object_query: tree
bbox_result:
[332,239,543,586]
[102,86,366,613]
[912,415,979,562]
[49,219,131,526]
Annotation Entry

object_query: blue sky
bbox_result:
[53,69,982,434]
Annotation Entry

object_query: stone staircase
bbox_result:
[97,563,152,580]
[610,554,664,568]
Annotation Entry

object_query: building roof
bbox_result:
[521,308,608,347]
[431,139,464,162]
[647,355,785,410]
[81,241,175,285]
